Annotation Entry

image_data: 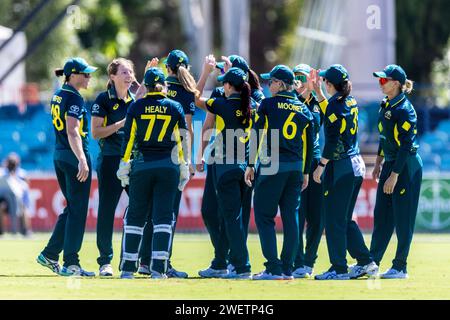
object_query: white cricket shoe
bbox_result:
[99,264,113,277]
[348,262,379,279]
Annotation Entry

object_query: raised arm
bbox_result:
[135,58,159,99]
[195,55,216,110]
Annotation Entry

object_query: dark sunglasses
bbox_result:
[295,74,307,82]
[73,72,91,78]
[379,77,391,86]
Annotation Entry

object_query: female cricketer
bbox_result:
[117,67,189,279]
[91,58,135,277]
[311,65,378,280]
[197,55,264,278]
[36,57,97,277]
[291,64,324,278]
[371,64,422,279]
[195,63,253,279]
[245,64,314,280]
[138,49,197,278]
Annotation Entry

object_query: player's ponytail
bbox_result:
[403,79,414,94]
[334,79,352,101]
[177,65,200,96]
[247,69,262,91]
[55,68,70,83]
[234,81,251,125]
[54,68,64,77]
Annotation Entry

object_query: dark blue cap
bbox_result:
[144,67,166,86]
[373,64,407,85]
[260,65,295,85]
[292,63,312,75]
[63,57,97,76]
[217,67,247,87]
[216,55,250,73]
[164,49,189,69]
[319,64,349,86]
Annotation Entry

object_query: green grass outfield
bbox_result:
[0,233,449,300]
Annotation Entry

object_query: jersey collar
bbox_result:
[62,83,82,98]
[328,92,341,103]
[386,93,406,108]
[108,85,134,102]
[227,93,241,100]
[144,92,167,98]
[166,76,181,85]
[275,90,297,99]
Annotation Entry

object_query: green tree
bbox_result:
[117,0,186,80]
[0,0,83,88]
[249,0,303,73]
[396,0,450,85]
[0,0,134,94]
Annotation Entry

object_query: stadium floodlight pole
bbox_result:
[0,0,52,53]
[0,0,81,84]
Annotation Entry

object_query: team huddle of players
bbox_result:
[36,50,422,281]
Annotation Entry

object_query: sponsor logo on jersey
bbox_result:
[384,110,392,120]
[69,105,80,113]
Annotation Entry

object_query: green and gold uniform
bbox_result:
[294,92,324,271]
[138,74,196,269]
[119,69,187,274]
[204,86,252,275]
[370,92,422,273]
[202,85,264,271]
[319,92,373,274]
[41,83,92,267]
[251,86,314,276]
[92,86,134,267]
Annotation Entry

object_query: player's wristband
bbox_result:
[318,161,326,168]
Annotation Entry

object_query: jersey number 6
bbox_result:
[283,112,297,140]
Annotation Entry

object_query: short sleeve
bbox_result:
[66,95,84,119]
[91,93,108,118]
[206,97,219,114]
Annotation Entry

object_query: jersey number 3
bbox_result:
[340,107,358,135]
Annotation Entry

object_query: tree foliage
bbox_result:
[396,0,450,84]
[249,0,303,73]
[1,0,449,100]
[0,0,83,86]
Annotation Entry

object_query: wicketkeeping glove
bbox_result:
[117,160,131,188]
[178,163,190,191]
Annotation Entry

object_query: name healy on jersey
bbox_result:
[144,106,167,114]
